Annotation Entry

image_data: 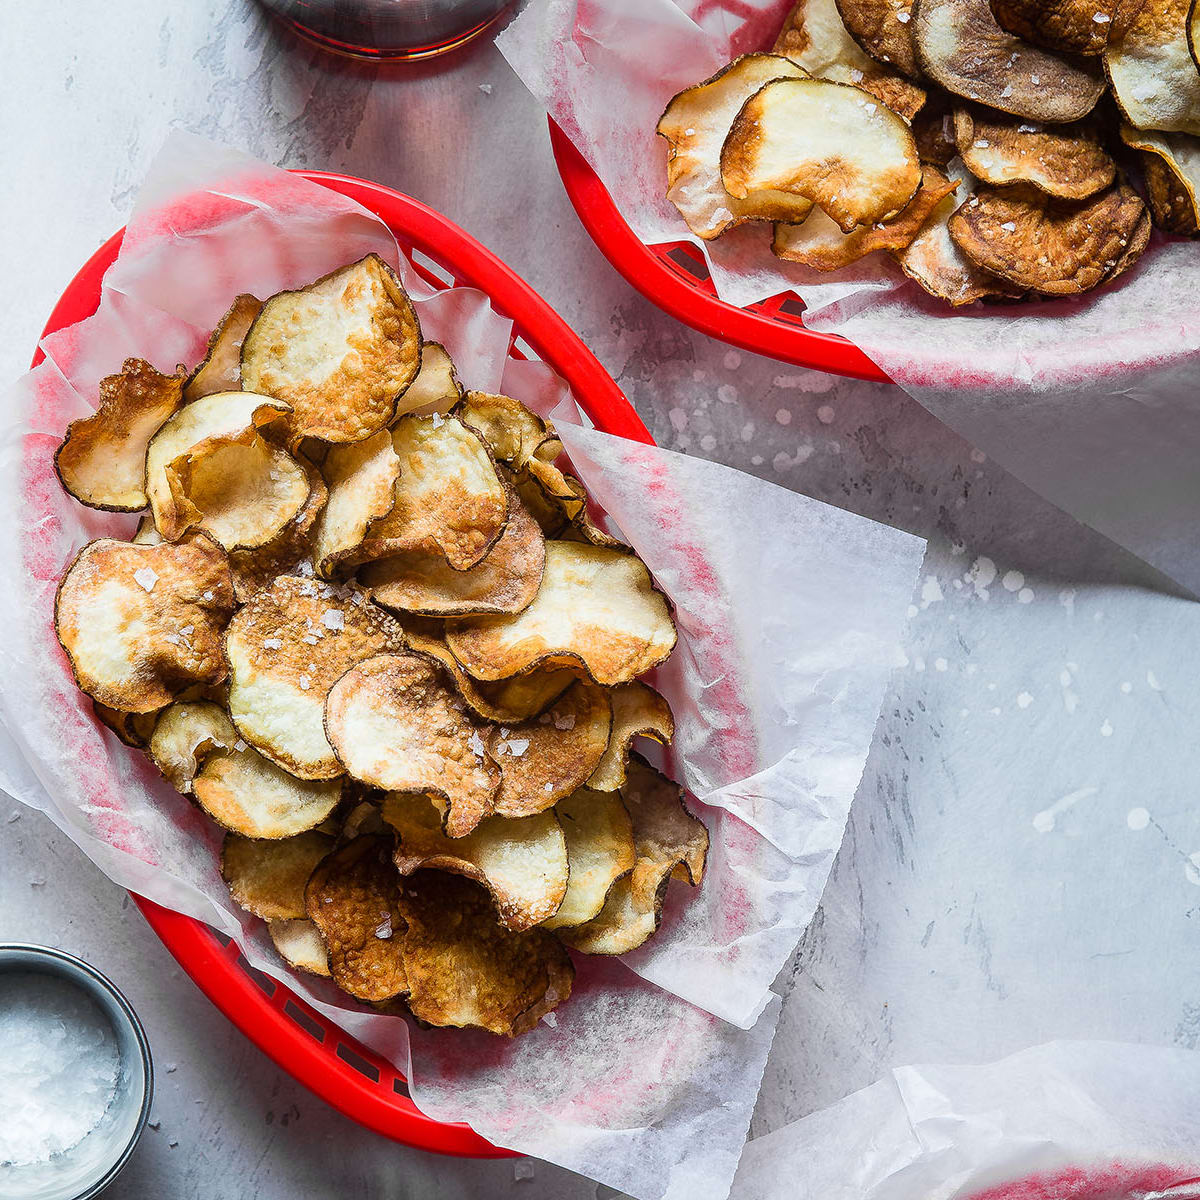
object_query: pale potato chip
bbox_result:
[147,700,236,792]
[772,166,958,267]
[268,918,330,977]
[655,55,817,240]
[93,701,161,749]
[241,254,422,444]
[395,870,573,1036]
[55,535,234,713]
[305,835,409,1003]
[990,0,1147,54]
[310,429,401,577]
[145,390,291,539]
[225,575,406,780]
[949,181,1148,294]
[914,0,1107,122]
[542,788,637,931]
[325,653,500,837]
[1122,125,1200,233]
[55,359,185,512]
[350,415,508,572]
[361,485,544,618]
[132,514,163,546]
[455,392,561,468]
[383,793,568,931]
[446,541,677,687]
[775,0,927,119]
[953,108,1115,201]
[220,829,334,919]
[586,682,674,793]
[396,341,463,418]
[1106,0,1200,134]
[489,680,613,818]
[185,295,262,402]
[836,0,923,77]
[721,78,923,233]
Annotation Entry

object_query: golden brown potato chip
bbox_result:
[1103,207,1153,281]
[446,541,677,687]
[836,0,922,77]
[241,254,422,444]
[1122,125,1200,233]
[396,341,463,418]
[395,870,573,1036]
[340,798,388,842]
[310,430,401,577]
[1106,0,1200,134]
[990,0,1146,54]
[268,918,331,977]
[220,829,334,920]
[488,680,613,818]
[55,359,185,512]
[93,701,161,749]
[772,166,958,267]
[305,836,409,1003]
[910,95,958,167]
[586,682,675,793]
[361,485,545,618]
[55,535,234,713]
[655,55,817,240]
[350,415,508,572]
[948,181,1148,294]
[559,757,708,956]
[721,78,923,233]
[455,392,561,468]
[953,108,1116,201]
[914,0,1106,121]
[146,700,236,792]
[383,793,568,932]
[224,574,406,779]
[775,0,927,119]
[185,294,262,402]
[542,788,637,931]
[325,653,500,837]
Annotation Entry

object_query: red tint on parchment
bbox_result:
[965,1162,1200,1200]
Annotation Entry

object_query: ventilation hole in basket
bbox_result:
[211,930,233,949]
[284,999,326,1043]
[408,247,456,288]
[666,246,710,282]
[392,1076,412,1099]
[236,954,277,998]
[512,335,540,362]
[776,296,808,323]
[336,1042,381,1083]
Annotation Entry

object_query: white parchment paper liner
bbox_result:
[497,0,1200,596]
[731,1040,1200,1200]
[0,132,924,1200]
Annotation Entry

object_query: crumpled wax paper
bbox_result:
[0,132,925,1200]
[731,1040,1200,1200]
[497,0,1200,596]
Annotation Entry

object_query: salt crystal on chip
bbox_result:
[133,567,158,593]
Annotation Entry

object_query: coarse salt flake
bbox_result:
[375,915,393,939]
[553,713,575,731]
[1001,221,1017,231]
[133,567,158,593]
[468,730,486,759]
[507,739,530,757]
[262,637,282,650]
[234,740,247,753]
[321,609,344,631]
[299,677,311,691]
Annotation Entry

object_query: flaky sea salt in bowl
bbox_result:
[0,946,152,1200]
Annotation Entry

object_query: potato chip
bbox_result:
[586,682,675,793]
[55,359,185,512]
[914,0,1106,122]
[310,430,401,577]
[455,391,560,468]
[772,165,958,267]
[542,788,637,931]
[489,680,613,817]
[836,0,922,77]
[395,870,573,1036]
[1122,125,1200,233]
[305,835,409,1003]
[559,758,708,956]
[990,0,1146,55]
[268,918,330,977]
[93,701,160,749]
[910,95,958,167]
[948,181,1148,294]
[953,108,1116,201]
[349,415,508,572]
[446,541,677,687]
[1104,207,1153,281]
[361,485,544,618]
[185,294,262,402]
[1106,0,1200,134]
[721,78,923,233]
[55,535,234,713]
[132,515,163,546]
[340,798,387,842]
[656,55,818,240]
[146,700,236,792]
[383,793,568,931]
[325,653,500,837]
[396,341,463,418]
[774,0,927,119]
[225,574,406,779]
[241,254,422,444]
[220,829,334,920]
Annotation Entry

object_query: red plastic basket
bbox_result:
[548,119,891,384]
[35,169,655,1158]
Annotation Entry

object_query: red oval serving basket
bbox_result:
[35,170,655,1158]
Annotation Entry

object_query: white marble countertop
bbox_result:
[4,2,1200,1196]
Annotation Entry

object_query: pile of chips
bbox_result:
[52,255,708,1036]
[658,0,1200,304]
